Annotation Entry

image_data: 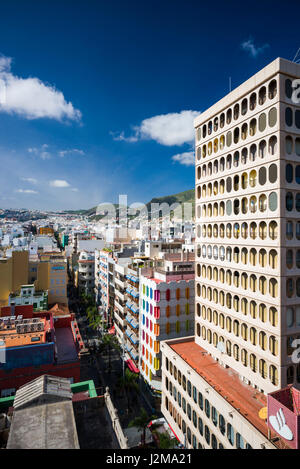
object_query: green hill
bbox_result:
[146,189,195,209]
[64,189,195,219]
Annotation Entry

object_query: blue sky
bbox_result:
[0,0,298,210]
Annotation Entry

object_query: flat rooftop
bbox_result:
[169,338,291,449]
[7,400,79,449]
[55,327,78,363]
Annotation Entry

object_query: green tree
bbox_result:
[101,333,120,372]
[118,369,139,412]
[128,407,157,447]
[155,431,176,449]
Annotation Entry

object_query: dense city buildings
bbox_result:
[161,57,300,449]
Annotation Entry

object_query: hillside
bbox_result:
[64,189,195,219]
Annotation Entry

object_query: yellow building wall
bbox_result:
[36,262,49,291]
[0,251,29,305]
[0,258,13,306]
[12,251,29,292]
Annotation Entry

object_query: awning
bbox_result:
[130,319,138,329]
[126,359,139,374]
[130,275,138,283]
[131,304,138,313]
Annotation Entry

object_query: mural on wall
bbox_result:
[269,408,293,441]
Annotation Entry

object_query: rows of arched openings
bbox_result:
[197,302,278,328]
[197,253,278,280]
[197,275,278,302]
[198,193,278,218]
[197,221,278,241]
[196,80,277,142]
[197,134,278,162]
[196,324,279,385]
[196,137,278,177]
[197,165,278,197]
[197,244,278,270]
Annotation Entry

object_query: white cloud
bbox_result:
[71,187,79,192]
[0,54,81,121]
[16,189,38,194]
[112,110,200,146]
[241,38,269,58]
[171,151,194,166]
[110,131,139,143]
[58,149,85,157]
[28,144,51,160]
[21,177,37,184]
[49,179,70,188]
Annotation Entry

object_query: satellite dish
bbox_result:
[217,342,225,353]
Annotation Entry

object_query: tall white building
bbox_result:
[161,58,300,450]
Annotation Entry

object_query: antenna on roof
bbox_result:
[229,76,232,92]
[292,47,300,64]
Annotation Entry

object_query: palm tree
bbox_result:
[87,305,100,329]
[118,368,139,412]
[129,407,157,447]
[101,333,120,372]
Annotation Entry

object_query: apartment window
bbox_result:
[227,423,235,446]
[205,399,210,418]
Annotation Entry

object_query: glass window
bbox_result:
[268,107,277,127]
[205,399,210,418]
[286,164,293,183]
[296,110,300,129]
[269,192,278,211]
[227,423,235,446]
[285,79,293,98]
[286,107,293,127]
[269,164,277,183]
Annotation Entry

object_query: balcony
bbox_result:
[115,289,125,302]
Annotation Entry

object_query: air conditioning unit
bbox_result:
[16,324,25,334]
[37,323,43,331]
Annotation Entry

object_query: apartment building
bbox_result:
[8,284,48,311]
[77,251,95,296]
[140,255,195,396]
[114,263,127,344]
[95,249,115,325]
[161,57,300,449]
[35,253,68,306]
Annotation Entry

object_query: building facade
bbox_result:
[161,57,300,450]
[140,260,195,395]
